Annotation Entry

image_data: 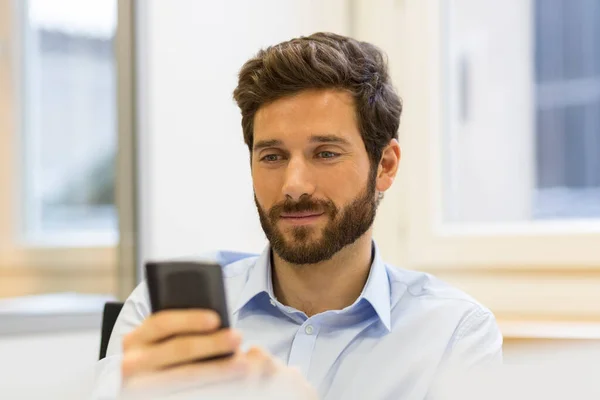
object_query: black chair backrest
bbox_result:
[99,301,124,360]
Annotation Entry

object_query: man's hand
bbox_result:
[119,310,318,399]
[121,309,244,387]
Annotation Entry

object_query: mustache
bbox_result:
[268,196,337,220]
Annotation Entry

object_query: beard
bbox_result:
[254,168,379,265]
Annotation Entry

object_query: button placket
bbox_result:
[287,321,319,378]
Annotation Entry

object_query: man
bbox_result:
[93,32,502,399]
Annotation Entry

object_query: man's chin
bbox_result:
[283,227,324,241]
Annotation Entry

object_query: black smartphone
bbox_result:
[145,260,232,360]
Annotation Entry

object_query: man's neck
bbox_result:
[271,233,374,317]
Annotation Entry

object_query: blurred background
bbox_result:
[0,0,599,397]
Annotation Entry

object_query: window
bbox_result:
[534,0,600,220]
[20,0,118,245]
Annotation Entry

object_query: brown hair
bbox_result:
[232,32,402,167]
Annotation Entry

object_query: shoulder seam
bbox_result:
[450,306,492,350]
[389,276,484,309]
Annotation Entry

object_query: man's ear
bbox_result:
[375,139,401,193]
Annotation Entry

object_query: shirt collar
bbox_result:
[233,245,273,314]
[233,241,392,332]
[361,241,392,331]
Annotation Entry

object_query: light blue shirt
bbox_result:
[93,242,502,399]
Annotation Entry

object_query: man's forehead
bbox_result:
[253,89,359,147]
[257,88,354,116]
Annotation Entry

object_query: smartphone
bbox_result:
[145,260,232,359]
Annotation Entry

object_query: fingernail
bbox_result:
[206,312,220,327]
[223,332,241,350]
[229,329,242,343]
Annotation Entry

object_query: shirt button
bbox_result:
[270,299,277,307]
[305,324,314,335]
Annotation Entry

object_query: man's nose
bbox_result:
[282,158,316,201]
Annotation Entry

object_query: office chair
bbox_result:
[99,301,124,360]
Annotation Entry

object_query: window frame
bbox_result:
[0,0,138,298]
[401,0,600,270]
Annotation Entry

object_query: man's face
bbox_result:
[251,89,379,265]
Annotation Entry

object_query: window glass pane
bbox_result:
[21,0,118,243]
[443,0,600,223]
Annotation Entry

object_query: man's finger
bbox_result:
[244,346,279,380]
[123,309,221,350]
[122,329,241,377]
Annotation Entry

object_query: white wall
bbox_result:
[136,0,352,267]
[0,331,99,399]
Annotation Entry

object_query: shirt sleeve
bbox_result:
[89,282,151,400]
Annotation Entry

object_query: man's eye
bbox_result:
[261,154,281,162]
[317,151,339,159]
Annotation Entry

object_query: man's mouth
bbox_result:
[279,211,325,225]
[280,211,323,218]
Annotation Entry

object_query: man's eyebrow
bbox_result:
[310,134,351,146]
[252,135,351,152]
[253,139,282,152]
